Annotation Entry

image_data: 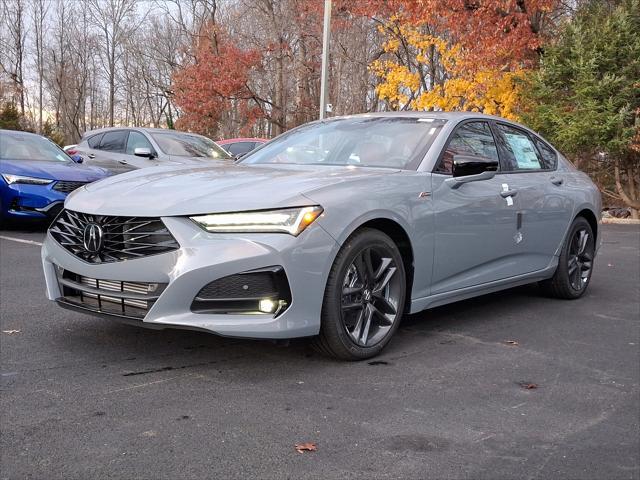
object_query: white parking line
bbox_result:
[0,235,43,246]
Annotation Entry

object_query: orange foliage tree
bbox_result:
[172,26,261,138]
[357,0,557,118]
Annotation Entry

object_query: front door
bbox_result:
[430,120,520,294]
[124,130,159,169]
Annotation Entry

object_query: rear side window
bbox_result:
[532,137,558,170]
[435,121,499,174]
[226,142,256,156]
[126,131,154,155]
[87,133,103,149]
[495,124,543,171]
[100,131,127,153]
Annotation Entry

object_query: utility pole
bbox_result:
[319,0,332,120]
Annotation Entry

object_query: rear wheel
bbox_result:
[539,216,595,299]
[313,228,406,360]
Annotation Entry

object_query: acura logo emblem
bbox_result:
[83,223,104,253]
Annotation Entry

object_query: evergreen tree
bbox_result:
[0,103,22,131]
[524,0,640,217]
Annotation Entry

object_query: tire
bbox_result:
[539,216,595,299]
[313,228,406,360]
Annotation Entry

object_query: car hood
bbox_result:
[68,164,398,216]
[0,159,109,182]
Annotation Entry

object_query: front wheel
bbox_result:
[313,228,406,360]
[539,216,595,299]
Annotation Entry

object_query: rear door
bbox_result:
[94,130,134,174]
[430,120,521,294]
[77,132,103,164]
[491,122,574,271]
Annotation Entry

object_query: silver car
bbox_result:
[76,127,232,174]
[42,113,601,360]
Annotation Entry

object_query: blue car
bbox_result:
[0,129,110,224]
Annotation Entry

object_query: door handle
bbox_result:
[550,177,564,186]
[118,159,128,165]
[87,154,95,159]
[500,189,518,198]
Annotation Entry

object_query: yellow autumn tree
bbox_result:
[370,19,525,120]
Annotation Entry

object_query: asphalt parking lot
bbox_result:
[0,223,638,479]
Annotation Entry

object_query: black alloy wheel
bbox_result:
[313,228,406,360]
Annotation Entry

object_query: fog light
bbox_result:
[259,299,277,313]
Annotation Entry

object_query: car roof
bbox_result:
[81,126,212,139]
[337,111,509,122]
[319,111,538,137]
[0,129,44,139]
[217,137,268,144]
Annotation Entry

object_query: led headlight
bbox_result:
[190,206,323,236]
[1,173,53,185]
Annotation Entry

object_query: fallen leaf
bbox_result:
[2,329,20,334]
[521,383,538,389]
[295,442,317,453]
[505,340,519,346]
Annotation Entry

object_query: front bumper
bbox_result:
[1,183,66,220]
[42,217,340,339]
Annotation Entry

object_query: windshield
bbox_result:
[151,132,231,160]
[0,132,71,162]
[240,117,446,170]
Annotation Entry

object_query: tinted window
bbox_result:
[226,142,256,156]
[496,124,543,171]
[99,131,127,153]
[532,137,558,170]
[0,132,70,162]
[126,131,153,155]
[435,121,499,174]
[151,132,231,159]
[87,133,103,148]
[241,117,447,170]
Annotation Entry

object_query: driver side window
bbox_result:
[126,131,154,156]
[435,121,499,174]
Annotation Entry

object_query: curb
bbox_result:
[601,217,640,225]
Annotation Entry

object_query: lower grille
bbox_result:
[56,267,166,319]
[53,181,87,193]
[191,266,291,315]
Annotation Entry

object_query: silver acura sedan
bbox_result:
[41,113,601,360]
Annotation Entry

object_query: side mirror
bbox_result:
[134,147,155,158]
[452,154,498,177]
[70,154,84,163]
[445,154,499,189]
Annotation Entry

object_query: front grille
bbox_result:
[53,181,87,193]
[49,209,179,263]
[56,268,166,319]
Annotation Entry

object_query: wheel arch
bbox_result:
[339,217,415,313]
[575,208,599,243]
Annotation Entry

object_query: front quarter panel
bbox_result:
[303,171,435,301]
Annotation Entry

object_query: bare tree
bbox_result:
[87,0,138,126]
[30,0,48,131]
[0,0,27,114]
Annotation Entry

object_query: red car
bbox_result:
[217,137,267,157]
